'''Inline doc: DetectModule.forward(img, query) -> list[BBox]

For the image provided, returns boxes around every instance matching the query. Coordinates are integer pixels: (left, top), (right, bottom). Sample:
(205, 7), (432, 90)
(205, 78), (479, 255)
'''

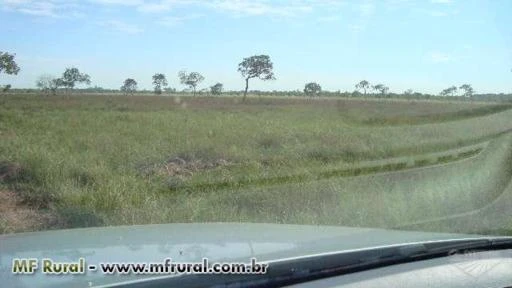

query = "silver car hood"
(0, 223), (488, 287)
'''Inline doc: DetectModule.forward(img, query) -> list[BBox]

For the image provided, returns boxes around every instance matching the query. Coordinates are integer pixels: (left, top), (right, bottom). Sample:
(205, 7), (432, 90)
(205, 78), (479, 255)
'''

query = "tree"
(210, 83), (223, 95)
(403, 89), (414, 96)
(178, 71), (204, 96)
(372, 84), (389, 97)
(51, 78), (66, 95)
(440, 86), (457, 96)
(304, 82), (321, 97)
(0, 52), (20, 75)
(355, 80), (370, 96)
(352, 90), (362, 97)
(60, 67), (91, 92)
(238, 55), (275, 102)
(163, 87), (176, 94)
(459, 84), (474, 97)
(121, 78), (137, 95)
(152, 73), (167, 95)
(2, 84), (11, 92)
(36, 74), (58, 94)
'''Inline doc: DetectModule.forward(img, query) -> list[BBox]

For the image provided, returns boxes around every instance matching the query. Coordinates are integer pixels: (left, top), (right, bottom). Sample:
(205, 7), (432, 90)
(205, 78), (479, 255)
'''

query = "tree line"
(1, 51), (508, 101)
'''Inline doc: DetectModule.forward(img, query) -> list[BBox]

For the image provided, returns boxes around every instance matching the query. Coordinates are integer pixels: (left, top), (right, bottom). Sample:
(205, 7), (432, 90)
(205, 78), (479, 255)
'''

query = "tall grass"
(1, 94), (512, 234)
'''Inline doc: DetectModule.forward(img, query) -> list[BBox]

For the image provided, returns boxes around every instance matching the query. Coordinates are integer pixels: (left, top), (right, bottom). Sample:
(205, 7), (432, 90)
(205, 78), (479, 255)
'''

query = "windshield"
(1, 1), (511, 238)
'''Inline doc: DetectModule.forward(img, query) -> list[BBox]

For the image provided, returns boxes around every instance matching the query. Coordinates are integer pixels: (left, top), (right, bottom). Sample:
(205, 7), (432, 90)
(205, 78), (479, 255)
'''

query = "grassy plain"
(1, 94), (512, 234)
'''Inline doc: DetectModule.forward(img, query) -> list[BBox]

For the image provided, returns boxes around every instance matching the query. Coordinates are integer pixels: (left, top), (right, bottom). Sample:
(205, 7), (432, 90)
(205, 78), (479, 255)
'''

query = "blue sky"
(1, 0), (511, 94)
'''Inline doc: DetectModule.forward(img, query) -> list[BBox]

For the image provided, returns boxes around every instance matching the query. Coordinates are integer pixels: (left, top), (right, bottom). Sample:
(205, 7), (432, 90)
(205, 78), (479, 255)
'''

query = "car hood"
(0, 223), (488, 287)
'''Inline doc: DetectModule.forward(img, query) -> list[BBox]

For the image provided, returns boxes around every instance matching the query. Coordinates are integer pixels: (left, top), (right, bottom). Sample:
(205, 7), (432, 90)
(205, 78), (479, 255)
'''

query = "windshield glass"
(1, 0), (511, 239)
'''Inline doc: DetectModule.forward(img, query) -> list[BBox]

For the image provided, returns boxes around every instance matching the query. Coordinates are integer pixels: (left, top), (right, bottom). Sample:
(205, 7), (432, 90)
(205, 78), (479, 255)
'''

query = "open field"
(1, 94), (512, 235)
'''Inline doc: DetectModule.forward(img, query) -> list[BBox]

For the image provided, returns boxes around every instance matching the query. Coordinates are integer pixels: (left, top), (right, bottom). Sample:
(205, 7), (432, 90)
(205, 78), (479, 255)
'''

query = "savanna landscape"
(1, 0), (512, 238)
(2, 91), (512, 235)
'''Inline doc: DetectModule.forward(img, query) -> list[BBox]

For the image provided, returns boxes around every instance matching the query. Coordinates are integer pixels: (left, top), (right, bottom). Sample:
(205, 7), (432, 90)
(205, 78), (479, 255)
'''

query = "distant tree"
(51, 78), (66, 95)
(36, 74), (57, 94)
(163, 87), (176, 94)
(355, 80), (370, 96)
(459, 84), (474, 97)
(210, 83), (223, 95)
(352, 90), (362, 97)
(304, 82), (322, 97)
(121, 78), (137, 95)
(403, 89), (414, 96)
(178, 71), (204, 96)
(2, 84), (11, 92)
(152, 73), (168, 95)
(0, 52), (20, 75)
(372, 84), (389, 97)
(440, 86), (458, 96)
(238, 55), (275, 102)
(59, 67), (91, 92)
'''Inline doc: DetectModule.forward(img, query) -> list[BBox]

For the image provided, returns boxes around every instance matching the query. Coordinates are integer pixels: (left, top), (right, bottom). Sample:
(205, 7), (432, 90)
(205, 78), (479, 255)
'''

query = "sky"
(1, 0), (511, 94)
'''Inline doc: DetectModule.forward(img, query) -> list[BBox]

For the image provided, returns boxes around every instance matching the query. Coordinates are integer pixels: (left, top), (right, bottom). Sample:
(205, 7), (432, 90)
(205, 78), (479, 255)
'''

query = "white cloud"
(349, 24), (365, 33)
(100, 20), (143, 34)
(3, 0), (347, 21)
(428, 10), (448, 17)
(428, 51), (452, 63)
(430, 0), (452, 4)
(1, 0), (84, 18)
(317, 15), (339, 22)
(359, 2), (375, 17)
(89, 0), (142, 6)
(209, 0), (312, 17)
(138, 3), (172, 13)
(158, 13), (202, 27)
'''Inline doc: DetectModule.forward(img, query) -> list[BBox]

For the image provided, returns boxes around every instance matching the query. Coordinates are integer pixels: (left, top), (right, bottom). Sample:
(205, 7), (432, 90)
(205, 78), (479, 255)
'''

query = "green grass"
(1, 93), (512, 235)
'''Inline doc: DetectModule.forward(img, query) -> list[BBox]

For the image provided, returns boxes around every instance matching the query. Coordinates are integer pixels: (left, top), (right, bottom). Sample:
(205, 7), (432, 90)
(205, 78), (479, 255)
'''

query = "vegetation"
(372, 84), (389, 97)
(459, 84), (474, 97)
(0, 51), (20, 92)
(152, 73), (168, 95)
(121, 78), (138, 95)
(238, 55), (275, 102)
(59, 68), (91, 92)
(210, 83), (223, 95)
(440, 86), (458, 97)
(0, 51), (20, 75)
(36, 74), (58, 94)
(178, 71), (204, 96)
(355, 80), (370, 96)
(1, 94), (512, 234)
(2, 48), (512, 236)
(304, 82), (321, 97)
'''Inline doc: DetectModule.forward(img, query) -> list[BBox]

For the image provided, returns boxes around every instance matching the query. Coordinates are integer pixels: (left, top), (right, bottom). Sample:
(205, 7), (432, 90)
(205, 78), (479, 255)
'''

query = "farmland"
(1, 93), (512, 235)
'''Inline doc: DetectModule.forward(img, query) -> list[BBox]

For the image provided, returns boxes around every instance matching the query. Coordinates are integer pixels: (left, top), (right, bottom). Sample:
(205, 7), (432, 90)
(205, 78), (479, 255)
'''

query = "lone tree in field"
(304, 82), (321, 97)
(178, 71), (204, 96)
(0, 52), (20, 75)
(51, 78), (66, 95)
(440, 86), (457, 96)
(238, 55), (275, 102)
(152, 73), (168, 95)
(355, 80), (370, 96)
(59, 67), (91, 92)
(372, 84), (389, 97)
(403, 89), (414, 96)
(1, 51), (20, 92)
(459, 84), (474, 97)
(210, 83), (223, 95)
(121, 78), (138, 95)
(36, 74), (58, 94)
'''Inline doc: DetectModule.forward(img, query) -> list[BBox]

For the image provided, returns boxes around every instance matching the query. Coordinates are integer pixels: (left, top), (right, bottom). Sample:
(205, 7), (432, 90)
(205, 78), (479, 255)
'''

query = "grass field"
(1, 94), (512, 235)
